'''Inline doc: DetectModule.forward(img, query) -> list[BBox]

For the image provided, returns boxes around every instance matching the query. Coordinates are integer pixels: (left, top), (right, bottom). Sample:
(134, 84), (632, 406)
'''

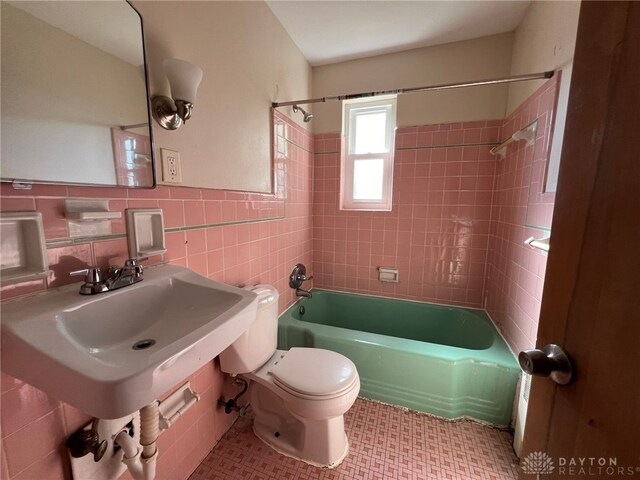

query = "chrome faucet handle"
(289, 264), (312, 289)
(124, 257), (148, 267)
(70, 267), (108, 295)
(70, 267), (103, 284)
(123, 257), (147, 275)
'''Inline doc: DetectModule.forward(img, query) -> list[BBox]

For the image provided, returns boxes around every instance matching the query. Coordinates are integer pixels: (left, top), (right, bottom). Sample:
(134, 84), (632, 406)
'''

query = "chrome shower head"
(293, 105), (313, 123)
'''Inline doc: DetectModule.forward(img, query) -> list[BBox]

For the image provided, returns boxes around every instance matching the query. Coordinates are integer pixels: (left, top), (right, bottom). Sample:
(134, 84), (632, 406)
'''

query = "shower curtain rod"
(272, 70), (554, 108)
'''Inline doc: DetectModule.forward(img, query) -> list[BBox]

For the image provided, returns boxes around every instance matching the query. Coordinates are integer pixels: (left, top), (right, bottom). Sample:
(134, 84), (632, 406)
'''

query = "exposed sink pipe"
(140, 402), (160, 480)
(116, 402), (159, 480)
(114, 430), (143, 480)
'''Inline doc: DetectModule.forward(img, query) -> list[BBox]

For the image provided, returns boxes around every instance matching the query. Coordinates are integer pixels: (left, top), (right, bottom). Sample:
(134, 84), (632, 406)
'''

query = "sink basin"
(1, 265), (258, 418)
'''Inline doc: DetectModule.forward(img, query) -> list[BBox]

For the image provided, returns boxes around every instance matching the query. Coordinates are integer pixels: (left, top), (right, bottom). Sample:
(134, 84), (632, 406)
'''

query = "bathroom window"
(340, 95), (397, 211)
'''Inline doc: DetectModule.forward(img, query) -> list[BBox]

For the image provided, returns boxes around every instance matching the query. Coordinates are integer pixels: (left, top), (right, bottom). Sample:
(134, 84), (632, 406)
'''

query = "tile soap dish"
(64, 199), (121, 238)
(0, 212), (49, 286)
(126, 208), (167, 258)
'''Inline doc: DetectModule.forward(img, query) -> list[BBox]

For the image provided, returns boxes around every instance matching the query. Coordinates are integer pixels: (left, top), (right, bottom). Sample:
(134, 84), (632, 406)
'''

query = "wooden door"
(520, 2), (640, 479)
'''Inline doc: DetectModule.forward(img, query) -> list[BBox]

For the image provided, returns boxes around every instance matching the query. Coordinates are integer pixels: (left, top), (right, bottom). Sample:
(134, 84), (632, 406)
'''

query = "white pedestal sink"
(1, 265), (258, 418)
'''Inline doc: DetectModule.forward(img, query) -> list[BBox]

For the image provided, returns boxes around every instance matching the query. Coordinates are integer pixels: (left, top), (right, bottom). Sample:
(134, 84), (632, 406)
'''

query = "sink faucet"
(70, 258), (147, 295)
(289, 263), (313, 298)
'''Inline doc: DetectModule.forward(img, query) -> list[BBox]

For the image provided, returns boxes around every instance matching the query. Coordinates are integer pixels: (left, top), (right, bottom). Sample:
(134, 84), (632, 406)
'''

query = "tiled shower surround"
(0, 78), (558, 479)
(313, 76), (558, 354)
(314, 122), (502, 308)
(0, 111), (313, 479)
(486, 75), (559, 354)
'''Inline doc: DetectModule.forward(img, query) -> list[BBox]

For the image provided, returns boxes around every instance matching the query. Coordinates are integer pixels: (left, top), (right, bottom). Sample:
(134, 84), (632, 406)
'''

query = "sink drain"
(132, 339), (156, 350)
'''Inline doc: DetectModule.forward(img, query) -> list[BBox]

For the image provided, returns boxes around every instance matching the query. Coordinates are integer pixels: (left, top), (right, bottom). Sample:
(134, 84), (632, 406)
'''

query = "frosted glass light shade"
(163, 58), (203, 103)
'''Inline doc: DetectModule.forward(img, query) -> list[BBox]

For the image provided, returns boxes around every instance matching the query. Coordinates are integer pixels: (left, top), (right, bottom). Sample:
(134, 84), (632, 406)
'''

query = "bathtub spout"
(296, 288), (312, 298)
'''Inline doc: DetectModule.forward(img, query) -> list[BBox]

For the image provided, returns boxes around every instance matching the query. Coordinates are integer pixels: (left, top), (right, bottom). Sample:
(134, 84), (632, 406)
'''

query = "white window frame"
(340, 95), (397, 211)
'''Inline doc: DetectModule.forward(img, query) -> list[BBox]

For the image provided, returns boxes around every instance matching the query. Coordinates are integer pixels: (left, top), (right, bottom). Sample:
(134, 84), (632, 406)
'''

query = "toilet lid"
(269, 348), (358, 397)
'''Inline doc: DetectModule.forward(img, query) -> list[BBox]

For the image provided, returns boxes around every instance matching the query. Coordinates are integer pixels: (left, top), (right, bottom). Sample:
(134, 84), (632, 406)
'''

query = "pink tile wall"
(313, 121), (502, 308)
(485, 76), (560, 353)
(0, 110), (313, 479)
(313, 77), (559, 352)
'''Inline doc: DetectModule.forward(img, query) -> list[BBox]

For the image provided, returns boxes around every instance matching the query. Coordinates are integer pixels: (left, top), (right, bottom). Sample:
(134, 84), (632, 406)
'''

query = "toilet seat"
(269, 348), (358, 399)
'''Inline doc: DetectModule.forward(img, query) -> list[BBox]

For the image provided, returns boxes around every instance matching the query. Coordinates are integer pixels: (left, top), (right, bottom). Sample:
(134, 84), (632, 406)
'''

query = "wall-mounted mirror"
(1, 0), (154, 188)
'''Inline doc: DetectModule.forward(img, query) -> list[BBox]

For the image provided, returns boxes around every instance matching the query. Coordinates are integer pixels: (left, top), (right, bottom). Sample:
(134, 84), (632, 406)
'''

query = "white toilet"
(219, 285), (360, 468)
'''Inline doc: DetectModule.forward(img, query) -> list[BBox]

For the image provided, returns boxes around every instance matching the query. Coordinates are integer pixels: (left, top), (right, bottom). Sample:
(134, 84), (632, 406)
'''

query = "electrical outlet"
(161, 148), (182, 183)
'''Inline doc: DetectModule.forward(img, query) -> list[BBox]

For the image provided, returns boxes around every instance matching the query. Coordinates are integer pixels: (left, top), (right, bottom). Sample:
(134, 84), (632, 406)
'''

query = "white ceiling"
(266, 1), (531, 66)
(8, 1), (144, 66)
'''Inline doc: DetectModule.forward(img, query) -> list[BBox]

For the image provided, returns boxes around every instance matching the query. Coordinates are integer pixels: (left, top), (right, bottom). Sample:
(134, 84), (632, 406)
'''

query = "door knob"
(518, 344), (573, 385)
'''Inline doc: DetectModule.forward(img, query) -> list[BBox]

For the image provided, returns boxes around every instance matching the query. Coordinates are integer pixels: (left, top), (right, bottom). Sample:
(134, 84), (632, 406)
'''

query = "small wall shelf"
(0, 212), (49, 285)
(64, 199), (121, 238)
(125, 208), (167, 258)
(491, 121), (538, 159)
(65, 211), (121, 221)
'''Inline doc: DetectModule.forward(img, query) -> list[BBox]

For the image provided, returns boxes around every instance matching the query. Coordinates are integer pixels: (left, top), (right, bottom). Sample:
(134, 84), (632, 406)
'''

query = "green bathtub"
(278, 290), (520, 426)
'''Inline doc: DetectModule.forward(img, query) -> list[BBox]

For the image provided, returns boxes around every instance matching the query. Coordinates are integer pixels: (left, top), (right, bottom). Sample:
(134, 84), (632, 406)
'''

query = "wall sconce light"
(151, 59), (203, 130)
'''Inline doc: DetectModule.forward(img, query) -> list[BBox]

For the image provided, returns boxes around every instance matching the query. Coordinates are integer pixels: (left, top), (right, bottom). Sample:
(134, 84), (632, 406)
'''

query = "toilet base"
(252, 419), (350, 469)
(248, 381), (353, 468)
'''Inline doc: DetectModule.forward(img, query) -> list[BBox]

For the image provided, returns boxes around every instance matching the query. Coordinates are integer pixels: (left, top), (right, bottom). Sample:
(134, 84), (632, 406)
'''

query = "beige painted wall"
(507, 1), (580, 193)
(311, 33), (513, 134)
(132, 1), (312, 193)
(507, 1), (580, 114)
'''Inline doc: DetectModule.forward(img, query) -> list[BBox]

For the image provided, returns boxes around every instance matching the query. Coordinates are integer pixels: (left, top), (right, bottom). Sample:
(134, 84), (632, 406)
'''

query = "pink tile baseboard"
(0, 111), (313, 480)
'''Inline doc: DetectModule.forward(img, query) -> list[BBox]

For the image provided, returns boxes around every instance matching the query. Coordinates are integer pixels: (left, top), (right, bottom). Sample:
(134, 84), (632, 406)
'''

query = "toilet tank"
(219, 285), (279, 375)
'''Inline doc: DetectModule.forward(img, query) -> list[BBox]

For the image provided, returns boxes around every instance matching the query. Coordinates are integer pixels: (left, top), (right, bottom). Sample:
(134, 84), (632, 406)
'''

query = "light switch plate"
(161, 148), (182, 183)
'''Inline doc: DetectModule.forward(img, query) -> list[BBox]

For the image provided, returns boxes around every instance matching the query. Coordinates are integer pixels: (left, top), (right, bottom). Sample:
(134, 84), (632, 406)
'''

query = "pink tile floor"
(190, 398), (519, 480)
